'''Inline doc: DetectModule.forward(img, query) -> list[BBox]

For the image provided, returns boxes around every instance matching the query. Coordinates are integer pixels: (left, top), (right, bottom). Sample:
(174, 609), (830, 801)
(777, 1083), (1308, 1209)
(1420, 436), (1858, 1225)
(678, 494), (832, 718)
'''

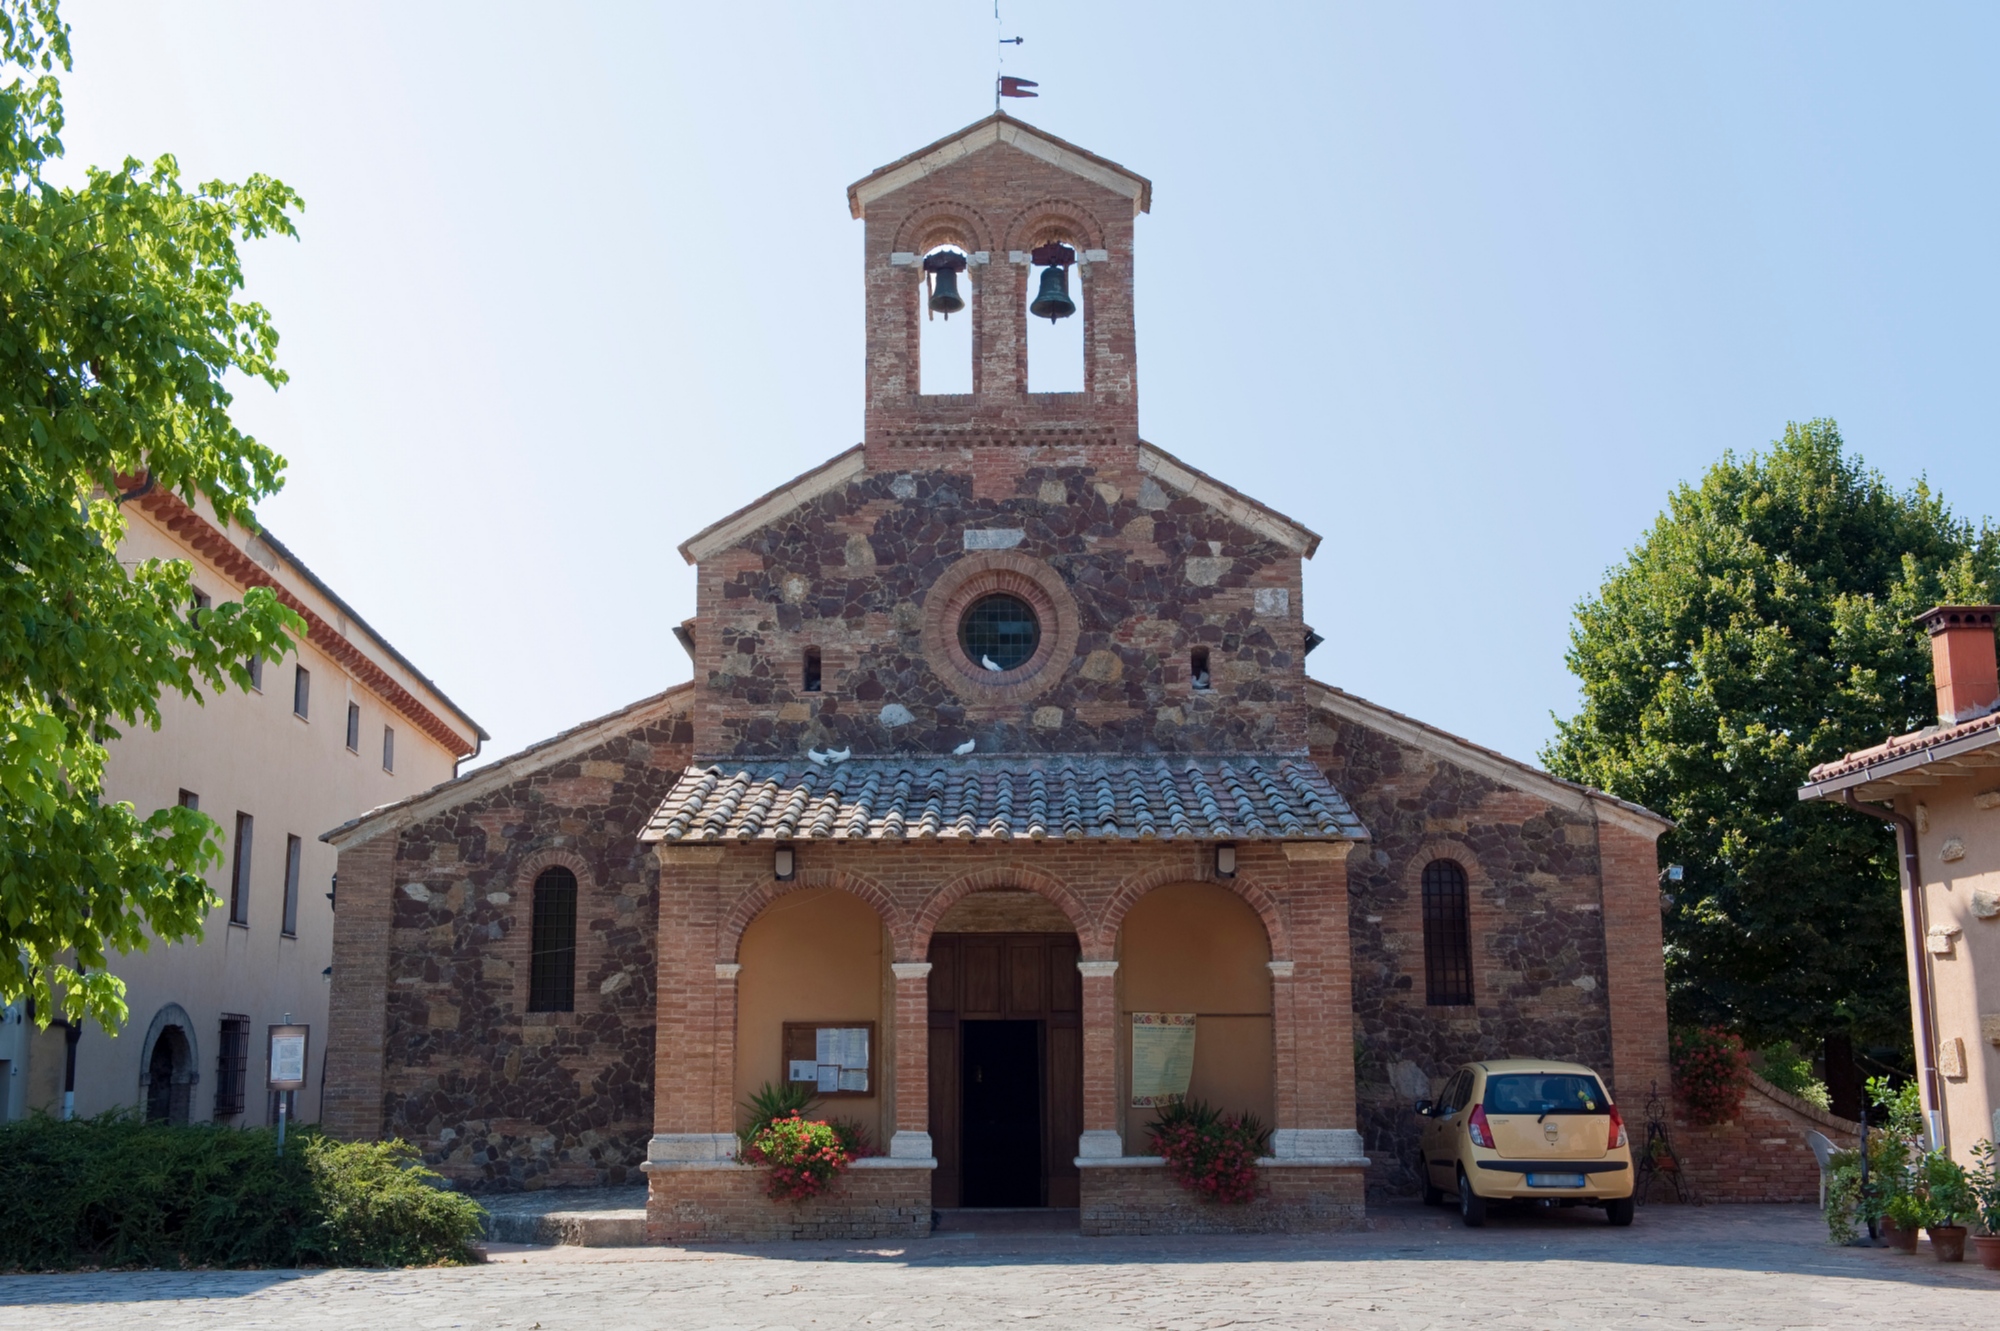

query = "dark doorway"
(145, 1026), (191, 1125)
(961, 1020), (1042, 1207)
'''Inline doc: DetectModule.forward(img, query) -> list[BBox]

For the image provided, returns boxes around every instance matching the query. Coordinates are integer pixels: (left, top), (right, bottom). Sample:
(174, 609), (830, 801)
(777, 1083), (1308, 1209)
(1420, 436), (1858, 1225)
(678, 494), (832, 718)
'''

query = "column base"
(1077, 1129), (1125, 1159)
(647, 1133), (738, 1164)
(888, 1130), (934, 1160)
(1270, 1128), (1368, 1163)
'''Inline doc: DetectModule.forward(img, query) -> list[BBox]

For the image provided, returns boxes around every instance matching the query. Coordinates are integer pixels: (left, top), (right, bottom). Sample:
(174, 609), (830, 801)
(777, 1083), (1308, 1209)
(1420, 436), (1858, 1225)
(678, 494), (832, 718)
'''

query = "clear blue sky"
(58, 1), (2000, 769)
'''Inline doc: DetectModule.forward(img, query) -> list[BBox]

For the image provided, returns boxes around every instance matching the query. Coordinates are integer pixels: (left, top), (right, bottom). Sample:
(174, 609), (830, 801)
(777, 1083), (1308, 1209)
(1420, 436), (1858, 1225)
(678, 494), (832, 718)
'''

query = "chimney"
(1916, 605), (2000, 726)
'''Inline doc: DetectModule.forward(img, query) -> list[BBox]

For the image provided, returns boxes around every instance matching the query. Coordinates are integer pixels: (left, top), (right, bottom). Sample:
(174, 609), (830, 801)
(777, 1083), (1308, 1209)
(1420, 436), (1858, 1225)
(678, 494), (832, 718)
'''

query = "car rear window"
(1483, 1073), (1608, 1115)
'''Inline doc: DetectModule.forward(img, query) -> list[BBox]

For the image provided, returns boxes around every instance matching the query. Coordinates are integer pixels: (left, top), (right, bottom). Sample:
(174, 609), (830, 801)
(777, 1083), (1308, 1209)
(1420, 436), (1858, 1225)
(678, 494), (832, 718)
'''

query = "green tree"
(1, 1), (303, 1029)
(1544, 420), (1999, 1106)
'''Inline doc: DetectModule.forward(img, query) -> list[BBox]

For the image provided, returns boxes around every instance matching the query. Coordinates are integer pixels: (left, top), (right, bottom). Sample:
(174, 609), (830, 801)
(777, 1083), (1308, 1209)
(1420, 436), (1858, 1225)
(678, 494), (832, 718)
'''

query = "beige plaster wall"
(33, 503), (468, 1126)
(734, 888), (889, 1148)
(1906, 780), (2000, 1159)
(1116, 882), (1274, 1146)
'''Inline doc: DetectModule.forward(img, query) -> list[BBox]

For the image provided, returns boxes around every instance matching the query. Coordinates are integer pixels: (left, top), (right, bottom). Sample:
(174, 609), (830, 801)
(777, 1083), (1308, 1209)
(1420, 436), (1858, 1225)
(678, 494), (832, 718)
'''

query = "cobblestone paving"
(3, 1204), (1997, 1330)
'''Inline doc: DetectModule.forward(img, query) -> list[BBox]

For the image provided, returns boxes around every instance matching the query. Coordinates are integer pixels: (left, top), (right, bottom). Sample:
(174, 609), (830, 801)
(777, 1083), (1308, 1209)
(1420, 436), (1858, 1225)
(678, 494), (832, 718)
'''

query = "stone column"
(1077, 959), (1122, 1160)
(888, 961), (934, 1159)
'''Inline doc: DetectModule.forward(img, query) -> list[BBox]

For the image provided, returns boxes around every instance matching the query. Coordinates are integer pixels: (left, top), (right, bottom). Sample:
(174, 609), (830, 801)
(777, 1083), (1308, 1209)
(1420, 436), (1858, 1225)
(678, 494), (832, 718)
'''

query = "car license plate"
(1526, 1173), (1587, 1188)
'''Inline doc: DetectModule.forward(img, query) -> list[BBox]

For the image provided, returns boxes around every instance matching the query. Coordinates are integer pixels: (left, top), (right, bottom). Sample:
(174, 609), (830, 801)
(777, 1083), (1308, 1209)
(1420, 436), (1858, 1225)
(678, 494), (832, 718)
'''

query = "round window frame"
(920, 553), (1079, 703)
(957, 592), (1043, 672)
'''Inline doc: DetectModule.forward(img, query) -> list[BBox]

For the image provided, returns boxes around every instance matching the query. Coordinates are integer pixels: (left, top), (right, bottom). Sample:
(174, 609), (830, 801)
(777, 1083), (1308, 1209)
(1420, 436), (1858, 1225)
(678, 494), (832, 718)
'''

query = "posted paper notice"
(1129, 1012), (1197, 1107)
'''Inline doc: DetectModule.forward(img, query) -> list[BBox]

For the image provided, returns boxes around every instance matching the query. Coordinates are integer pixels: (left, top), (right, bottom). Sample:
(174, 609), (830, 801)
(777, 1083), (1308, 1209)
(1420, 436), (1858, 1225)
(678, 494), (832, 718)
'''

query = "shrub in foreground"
(0, 1113), (484, 1270)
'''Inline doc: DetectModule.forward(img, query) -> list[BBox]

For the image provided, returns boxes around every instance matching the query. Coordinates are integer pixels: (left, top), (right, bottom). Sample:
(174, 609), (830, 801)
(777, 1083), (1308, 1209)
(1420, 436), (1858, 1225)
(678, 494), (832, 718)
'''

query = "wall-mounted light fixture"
(1215, 843), (1237, 879)
(774, 845), (796, 881)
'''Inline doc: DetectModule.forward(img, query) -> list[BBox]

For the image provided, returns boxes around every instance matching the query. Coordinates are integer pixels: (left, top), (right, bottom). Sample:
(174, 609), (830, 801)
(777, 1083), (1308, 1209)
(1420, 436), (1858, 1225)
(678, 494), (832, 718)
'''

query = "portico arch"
(913, 864), (1091, 960)
(721, 866), (907, 963)
(1100, 858), (1290, 959)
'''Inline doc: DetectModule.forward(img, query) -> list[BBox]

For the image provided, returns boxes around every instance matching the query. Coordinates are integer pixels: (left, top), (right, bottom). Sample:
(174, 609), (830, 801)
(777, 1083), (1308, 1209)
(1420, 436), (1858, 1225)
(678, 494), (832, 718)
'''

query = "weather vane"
(995, 1), (1037, 111)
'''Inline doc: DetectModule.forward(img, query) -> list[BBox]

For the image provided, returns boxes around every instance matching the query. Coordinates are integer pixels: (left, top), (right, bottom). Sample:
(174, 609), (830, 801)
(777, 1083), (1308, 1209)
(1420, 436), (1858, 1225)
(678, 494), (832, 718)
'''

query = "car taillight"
(1467, 1104), (1493, 1148)
(1608, 1103), (1627, 1149)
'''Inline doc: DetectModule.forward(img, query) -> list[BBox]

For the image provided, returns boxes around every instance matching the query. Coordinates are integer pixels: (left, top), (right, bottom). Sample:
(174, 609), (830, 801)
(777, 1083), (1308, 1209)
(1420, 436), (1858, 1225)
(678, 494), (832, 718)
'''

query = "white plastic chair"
(1805, 1130), (1835, 1209)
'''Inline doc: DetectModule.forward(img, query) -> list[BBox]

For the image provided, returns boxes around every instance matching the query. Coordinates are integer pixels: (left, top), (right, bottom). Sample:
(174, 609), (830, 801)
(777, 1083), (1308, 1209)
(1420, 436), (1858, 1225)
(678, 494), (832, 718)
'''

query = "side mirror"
(1414, 1099), (1434, 1118)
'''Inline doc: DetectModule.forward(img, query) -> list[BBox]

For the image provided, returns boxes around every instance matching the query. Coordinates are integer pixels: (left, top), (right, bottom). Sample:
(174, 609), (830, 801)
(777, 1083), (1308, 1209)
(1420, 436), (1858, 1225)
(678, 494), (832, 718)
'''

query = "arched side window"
(529, 866), (578, 1012)
(1421, 859), (1474, 1006)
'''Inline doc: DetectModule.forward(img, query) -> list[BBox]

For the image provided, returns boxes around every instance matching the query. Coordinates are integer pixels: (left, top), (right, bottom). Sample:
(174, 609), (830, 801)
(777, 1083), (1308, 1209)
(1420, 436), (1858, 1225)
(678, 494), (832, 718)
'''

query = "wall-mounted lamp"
(1215, 843), (1237, 879)
(774, 845), (796, 882)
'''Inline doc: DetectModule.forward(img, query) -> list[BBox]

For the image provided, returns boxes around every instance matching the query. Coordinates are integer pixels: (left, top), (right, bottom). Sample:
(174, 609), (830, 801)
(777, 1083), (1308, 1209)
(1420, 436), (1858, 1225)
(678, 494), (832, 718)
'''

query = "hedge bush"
(0, 1113), (485, 1270)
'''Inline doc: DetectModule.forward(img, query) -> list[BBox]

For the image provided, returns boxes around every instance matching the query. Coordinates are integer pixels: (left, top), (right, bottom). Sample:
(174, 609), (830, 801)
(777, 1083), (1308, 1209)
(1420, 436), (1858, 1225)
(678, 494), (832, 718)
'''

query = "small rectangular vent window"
(1190, 646), (1211, 690)
(803, 647), (822, 693)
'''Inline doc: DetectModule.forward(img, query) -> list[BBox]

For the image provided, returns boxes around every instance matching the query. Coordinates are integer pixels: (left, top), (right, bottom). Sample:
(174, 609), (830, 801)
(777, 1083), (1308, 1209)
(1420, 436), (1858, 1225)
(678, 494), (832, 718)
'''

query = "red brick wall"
(1667, 1073), (1859, 1204)
(646, 1164), (932, 1242)
(1599, 817), (1671, 1105)
(1080, 1164), (1365, 1235)
(323, 832), (395, 1141)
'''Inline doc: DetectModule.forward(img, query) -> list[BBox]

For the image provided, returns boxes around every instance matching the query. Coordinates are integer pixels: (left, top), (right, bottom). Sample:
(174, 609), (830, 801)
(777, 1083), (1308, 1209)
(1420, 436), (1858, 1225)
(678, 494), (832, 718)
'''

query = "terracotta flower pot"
(1927, 1225), (1968, 1262)
(1879, 1217), (1918, 1253)
(1973, 1234), (2000, 1271)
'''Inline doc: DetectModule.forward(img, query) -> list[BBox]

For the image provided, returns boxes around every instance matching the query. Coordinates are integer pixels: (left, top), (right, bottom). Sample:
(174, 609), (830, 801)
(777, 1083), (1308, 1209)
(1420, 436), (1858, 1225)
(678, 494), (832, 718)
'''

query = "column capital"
(714, 963), (742, 981)
(891, 961), (933, 980)
(1076, 960), (1119, 979)
(1266, 960), (1296, 978)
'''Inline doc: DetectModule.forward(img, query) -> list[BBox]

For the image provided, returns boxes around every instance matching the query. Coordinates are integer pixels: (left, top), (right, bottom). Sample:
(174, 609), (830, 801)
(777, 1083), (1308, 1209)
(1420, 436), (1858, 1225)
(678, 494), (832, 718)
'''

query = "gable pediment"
(847, 114), (1153, 220)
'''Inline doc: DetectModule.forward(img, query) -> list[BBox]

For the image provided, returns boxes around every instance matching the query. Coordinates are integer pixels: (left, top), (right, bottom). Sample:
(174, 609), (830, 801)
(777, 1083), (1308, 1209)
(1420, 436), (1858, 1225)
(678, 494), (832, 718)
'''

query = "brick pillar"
(322, 831), (395, 1140)
(1270, 843), (1364, 1160)
(889, 962), (933, 1158)
(648, 847), (735, 1165)
(1078, 959), (1122, 1158)
(1596, 810), (1670, 1105)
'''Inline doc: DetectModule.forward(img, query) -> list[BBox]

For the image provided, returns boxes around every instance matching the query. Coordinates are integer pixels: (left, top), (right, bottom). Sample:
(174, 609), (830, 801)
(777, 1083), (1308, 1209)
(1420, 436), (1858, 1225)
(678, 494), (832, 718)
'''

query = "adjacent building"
(1800, 605), (2000, 1160)
(321, 115), (1671, 1238)
(0, 484), (482, 1127)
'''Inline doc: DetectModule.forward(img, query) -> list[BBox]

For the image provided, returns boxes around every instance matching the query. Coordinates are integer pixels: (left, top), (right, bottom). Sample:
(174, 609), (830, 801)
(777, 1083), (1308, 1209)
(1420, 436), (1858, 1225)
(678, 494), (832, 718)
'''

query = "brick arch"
(515, 846), (596, 895)
(890, 200), (999, 256)
(1099, 858), (1291, 959)
(912, 865), (1093, 961)
(721, 867), (908, 964)
(1000, 197), (1107, 254)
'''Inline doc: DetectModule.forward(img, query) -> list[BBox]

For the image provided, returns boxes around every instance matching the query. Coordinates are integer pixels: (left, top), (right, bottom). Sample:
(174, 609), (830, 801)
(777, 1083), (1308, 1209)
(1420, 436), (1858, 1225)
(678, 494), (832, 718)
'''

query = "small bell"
(1029, 265), (1075, 322)
(923, 251), (968, 318)
(1028, 242), (1078, 323)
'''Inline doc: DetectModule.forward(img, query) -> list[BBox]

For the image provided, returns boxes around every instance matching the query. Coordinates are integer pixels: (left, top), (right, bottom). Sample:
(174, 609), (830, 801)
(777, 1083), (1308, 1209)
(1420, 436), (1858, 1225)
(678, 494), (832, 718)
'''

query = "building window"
(247, 653), (263, 692)
(803, 646), (822, 693)
(1421, 859), (1474, 1006)
(958, 593), (1041, 671)
(292, 665), (310, 719)
(282, 834), (302, 937)
(528, 866), (578, 1013)
(1190, 646), (1211, 690)
(177, 789), (199, 812)
(189, 588), (212, 622)
(214, 1015), (249, 1118)
(229, 812), (254, 927)
(346, 701), (360, 752)
(382, 725), (395, 774)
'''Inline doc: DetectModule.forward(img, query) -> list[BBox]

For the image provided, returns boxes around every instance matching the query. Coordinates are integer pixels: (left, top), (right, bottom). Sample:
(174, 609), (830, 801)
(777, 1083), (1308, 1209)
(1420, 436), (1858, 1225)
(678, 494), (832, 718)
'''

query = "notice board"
(782, 1021), (875, 1097)
(1129, 1012), (1197, 1107)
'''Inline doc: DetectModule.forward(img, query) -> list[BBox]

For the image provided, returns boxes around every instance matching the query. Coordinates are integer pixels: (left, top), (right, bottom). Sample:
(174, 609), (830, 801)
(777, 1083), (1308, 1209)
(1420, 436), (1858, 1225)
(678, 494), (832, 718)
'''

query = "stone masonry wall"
(1313, 707), (1621, 1201)
(377, 709), (692, 1190)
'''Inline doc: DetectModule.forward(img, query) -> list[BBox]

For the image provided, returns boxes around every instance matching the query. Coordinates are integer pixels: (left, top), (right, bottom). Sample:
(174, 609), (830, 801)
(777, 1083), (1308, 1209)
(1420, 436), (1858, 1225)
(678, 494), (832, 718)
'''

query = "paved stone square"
(3, 1204), (1997, 1330)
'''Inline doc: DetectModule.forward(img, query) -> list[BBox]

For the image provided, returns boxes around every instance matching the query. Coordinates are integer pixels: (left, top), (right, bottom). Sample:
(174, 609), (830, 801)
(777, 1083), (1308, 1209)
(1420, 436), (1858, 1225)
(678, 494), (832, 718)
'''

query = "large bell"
(924, 251), (968, 317)
(1030, 264), (1075, 322)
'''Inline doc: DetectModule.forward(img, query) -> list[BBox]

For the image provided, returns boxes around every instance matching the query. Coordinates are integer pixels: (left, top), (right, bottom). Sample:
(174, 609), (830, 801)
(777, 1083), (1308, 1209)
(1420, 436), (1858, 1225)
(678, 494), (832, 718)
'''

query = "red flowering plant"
(743, 1112), (851, 1202)
(1146, 1099), (1270, 1205)
(1670, 1026), (1750, 1126)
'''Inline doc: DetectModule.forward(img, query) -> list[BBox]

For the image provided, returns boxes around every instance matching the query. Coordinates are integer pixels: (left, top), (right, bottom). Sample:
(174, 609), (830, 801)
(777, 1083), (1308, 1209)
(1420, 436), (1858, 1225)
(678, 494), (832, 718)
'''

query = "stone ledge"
(1076, 1154), (1371, 1169)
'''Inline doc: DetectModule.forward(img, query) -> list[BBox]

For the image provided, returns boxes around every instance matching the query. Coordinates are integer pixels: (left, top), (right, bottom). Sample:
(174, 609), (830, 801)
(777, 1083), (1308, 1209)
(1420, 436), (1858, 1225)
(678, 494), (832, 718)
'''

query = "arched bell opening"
(917, 243), (973, 396)
(1025, 240), (1084, 394)
(1115, 882), (1275, 1152)
(734, 888), (890, 1153)
(924, 889), (1083, 1210)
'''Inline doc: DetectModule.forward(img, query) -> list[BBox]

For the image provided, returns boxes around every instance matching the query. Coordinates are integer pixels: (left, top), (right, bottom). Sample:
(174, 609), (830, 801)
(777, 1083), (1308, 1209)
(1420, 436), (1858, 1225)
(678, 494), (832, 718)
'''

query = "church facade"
(322, 117), (1671, 1239)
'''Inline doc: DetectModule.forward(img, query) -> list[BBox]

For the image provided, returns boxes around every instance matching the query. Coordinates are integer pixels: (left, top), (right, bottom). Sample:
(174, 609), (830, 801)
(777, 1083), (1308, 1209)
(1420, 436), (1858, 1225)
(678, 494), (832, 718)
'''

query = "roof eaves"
(322, 681), (693, 849)
(1138, 442), (1320, 557)
(847, 113), (1153, 219)
(677, 446), (867, 566)
(1797, 719), (2000, 802)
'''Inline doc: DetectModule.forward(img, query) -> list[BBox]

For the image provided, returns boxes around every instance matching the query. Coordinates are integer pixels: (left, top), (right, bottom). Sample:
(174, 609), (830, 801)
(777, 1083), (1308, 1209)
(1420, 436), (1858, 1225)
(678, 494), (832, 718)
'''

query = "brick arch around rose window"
(509, 847), (599, 1017)
(1098, 859), (1290, 960)
(720, 866), (907, 965)
(911, 864), (1092, 960)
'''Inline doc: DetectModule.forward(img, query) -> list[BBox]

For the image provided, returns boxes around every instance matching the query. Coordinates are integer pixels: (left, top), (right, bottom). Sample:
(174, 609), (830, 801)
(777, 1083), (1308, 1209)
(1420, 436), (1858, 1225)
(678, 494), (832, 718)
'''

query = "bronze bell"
(1030, 264), (1075, 322)
(924, 251), (967, 318)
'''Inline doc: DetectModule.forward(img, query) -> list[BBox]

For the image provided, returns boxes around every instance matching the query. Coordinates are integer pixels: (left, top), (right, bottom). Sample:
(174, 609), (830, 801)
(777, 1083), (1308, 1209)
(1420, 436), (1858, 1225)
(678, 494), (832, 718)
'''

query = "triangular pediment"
(847, 113), (1152, 220)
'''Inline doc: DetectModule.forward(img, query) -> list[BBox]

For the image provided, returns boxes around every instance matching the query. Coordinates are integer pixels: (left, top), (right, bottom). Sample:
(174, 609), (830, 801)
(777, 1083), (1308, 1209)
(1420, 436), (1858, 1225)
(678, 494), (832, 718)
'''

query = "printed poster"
(1129, 1012), (1197, 1107)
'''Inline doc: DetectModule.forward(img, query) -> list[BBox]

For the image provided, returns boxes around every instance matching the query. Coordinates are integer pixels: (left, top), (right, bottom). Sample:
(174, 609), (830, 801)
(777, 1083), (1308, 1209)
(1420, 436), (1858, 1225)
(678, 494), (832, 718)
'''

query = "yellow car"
(1414, 1058), (1635, 1227)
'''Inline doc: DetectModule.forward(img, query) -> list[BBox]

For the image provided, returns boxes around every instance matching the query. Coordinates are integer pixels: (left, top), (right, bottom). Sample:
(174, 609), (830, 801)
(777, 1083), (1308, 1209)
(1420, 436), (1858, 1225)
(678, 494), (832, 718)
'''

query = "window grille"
(214, 1016), (249, 1117)
(528, 866), (578, 1013)
(958, 593), (1040, 670)
(1421, 859), (1474, 1006)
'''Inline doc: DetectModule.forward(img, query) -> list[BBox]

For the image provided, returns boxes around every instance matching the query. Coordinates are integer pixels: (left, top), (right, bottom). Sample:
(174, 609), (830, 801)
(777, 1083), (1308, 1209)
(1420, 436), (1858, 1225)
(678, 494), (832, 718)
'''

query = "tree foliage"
(0, 1), (303, 1029)
(1545, 420), (1999, 1058)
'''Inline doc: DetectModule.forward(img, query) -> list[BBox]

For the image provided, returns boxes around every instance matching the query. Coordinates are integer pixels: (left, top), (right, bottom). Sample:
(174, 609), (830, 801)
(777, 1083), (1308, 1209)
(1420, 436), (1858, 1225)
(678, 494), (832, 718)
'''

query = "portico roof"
(642, 755), (1368, 845)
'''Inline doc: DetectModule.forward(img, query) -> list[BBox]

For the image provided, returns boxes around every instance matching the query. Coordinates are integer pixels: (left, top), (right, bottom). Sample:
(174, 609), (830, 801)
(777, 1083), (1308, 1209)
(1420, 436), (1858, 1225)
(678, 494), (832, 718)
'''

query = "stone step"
(485, 1207), (650, 1247)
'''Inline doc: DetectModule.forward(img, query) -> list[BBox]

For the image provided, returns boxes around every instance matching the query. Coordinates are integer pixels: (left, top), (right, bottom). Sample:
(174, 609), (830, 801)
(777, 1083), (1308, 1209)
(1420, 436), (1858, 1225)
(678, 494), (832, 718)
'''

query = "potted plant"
(1147, 1099), (1270, 1205)
(1970, 1139), (2000, 1271)
(1915, 1148), (1973, 1262)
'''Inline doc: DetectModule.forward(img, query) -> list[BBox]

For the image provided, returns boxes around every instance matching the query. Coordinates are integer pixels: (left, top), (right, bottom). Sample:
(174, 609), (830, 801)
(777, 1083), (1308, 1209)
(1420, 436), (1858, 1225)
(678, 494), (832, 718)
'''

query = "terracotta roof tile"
(641, 755), (1368, 845)
(1805, 707), (2000, 784)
